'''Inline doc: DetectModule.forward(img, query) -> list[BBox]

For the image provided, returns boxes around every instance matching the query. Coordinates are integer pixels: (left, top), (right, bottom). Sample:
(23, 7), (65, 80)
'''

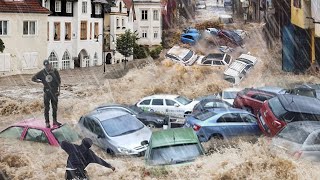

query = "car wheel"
(149, 109), (154, 112)
(242, 106), (253, 114)
(106, 148), (115, 156)
(146, 122), (156, 129)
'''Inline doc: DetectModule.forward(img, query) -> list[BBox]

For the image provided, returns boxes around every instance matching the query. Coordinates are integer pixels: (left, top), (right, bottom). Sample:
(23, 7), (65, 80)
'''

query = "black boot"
(53, 120), (62, 126)
(46, 122), (50, 128)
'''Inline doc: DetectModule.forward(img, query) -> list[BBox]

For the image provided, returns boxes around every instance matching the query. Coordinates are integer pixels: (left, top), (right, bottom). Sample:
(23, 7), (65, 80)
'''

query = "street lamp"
(96, 33), (115, 73)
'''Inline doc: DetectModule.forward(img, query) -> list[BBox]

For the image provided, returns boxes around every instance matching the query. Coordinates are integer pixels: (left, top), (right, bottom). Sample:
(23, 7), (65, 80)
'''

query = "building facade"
(0, 0), (50, 76)
(133, 0), (162, 46)
(43, 0), (105, 69)
(103, 0), (135, 64)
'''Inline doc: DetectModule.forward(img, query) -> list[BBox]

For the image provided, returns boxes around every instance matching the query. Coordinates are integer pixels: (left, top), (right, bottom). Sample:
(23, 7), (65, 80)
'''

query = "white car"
(223, 53), (258, 84)
(166, 45), (204, 66)
(197, 53), (232, 66)
(217, 88), (241, 105)
(136, 94), (199, 118)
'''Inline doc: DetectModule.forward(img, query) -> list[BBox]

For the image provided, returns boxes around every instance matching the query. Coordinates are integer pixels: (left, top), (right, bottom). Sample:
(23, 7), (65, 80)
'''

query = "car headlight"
(117, 147), (134, 154)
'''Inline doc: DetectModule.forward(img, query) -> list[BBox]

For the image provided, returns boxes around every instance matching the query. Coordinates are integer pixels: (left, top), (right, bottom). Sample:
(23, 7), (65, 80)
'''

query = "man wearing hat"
(32, 59), (62, 128)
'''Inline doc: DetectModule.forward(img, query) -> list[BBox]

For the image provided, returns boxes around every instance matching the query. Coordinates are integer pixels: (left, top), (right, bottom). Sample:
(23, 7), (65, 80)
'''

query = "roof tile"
(0, 0), (51, 14)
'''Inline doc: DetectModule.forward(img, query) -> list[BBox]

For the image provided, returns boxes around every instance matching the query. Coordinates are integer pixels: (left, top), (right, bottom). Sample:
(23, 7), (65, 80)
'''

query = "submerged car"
(94, 104), (169, 128)
(181, 33), (201, 45)
(165, 45), (203, 65)
(78, 109), (152, 156)
(223, 54), (258, 84)
(271, 121), (320, 162)
(197, 53), (232, 66)
(184, 108), (261, 142)
(136, 94), (199, 118)
(0, 118), (79, 146)
(145, 128), (205, 166)
(192, 98), (232, 114)
(218, 30), (243, 46)
(257, 94), (320, 137)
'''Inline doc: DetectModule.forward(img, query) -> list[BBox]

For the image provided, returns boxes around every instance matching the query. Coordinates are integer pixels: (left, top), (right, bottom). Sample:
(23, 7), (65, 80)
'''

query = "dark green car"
(145, 128), (205, 166)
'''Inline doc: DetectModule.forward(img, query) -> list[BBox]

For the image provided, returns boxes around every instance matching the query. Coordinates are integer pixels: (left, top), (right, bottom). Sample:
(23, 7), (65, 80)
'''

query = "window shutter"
(4, 54), (10, 71)
(22, 52), (31, 69)
(30, 52), (38, 69)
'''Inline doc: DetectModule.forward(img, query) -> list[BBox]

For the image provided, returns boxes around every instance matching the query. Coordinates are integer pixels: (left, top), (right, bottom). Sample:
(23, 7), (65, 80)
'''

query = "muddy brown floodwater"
(1, 17), (320, 180)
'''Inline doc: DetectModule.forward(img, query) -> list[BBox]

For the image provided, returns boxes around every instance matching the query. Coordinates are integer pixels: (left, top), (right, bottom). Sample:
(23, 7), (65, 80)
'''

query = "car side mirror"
(141, 140), (149, 146)
(174, 103), (180, 107)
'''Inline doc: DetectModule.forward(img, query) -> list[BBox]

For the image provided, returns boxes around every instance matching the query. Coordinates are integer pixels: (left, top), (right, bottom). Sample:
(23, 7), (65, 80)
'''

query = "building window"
(153, 10), (159, 20)
(65, 22), (71, 40)
(54, 22), (60, 41)
(141, 10), (148, 20)
(119, 2), (122, 12)
(45, 0), (50, 9)
(66, 2), (72, 13)
(48, 51), (59, 69)
(293, 0), (301, 8)
(94, 22), (99, 38)
(23, 21), (36, 35)
(55, 1), (61, 12)
(80, 21), (87, 40)
(116, 18), (120, 29)
(142, 30), (147, 38)
(62, 51), (71, 69)
(122, 19), (125, 29)
(95, 4), (101, 14)
(85, 56), (90, 67)
(0, 21), (8, 35)
(47, 22), (49, 41)
(154, 31), (158, 39)
(94, 52), (98, 66)
(82, 1), (87, 13)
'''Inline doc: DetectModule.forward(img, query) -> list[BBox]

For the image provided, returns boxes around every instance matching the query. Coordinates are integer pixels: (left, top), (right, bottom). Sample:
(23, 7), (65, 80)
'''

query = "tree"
(116, 30), (137, 62)
(0, 38), (5, 53)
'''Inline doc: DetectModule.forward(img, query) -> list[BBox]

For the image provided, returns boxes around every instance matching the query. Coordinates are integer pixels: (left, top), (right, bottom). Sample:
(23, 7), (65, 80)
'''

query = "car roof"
(95, 104), (128, 110)
(12, 118), (60, 130)
(167, 46), (191, 59)
(224, 60), (247, 76)
(141, 94), (180, 100)
(256, 86), (285, 94)
(204, 53), (225, 60)
(208, 107), (250, 114)
(150, 128), (198, 148)
(277, 94), (320, 114)
(237, 54), (258, 64)
(89, 109), (130, 121)
(283, 121), (320, 134)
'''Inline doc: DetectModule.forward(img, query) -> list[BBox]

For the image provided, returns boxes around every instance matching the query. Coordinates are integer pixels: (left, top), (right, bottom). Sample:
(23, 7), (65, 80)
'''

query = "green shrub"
(150, 45), (163, 59)
(0, 38), (5, 53)
(133, 44), (148, 59)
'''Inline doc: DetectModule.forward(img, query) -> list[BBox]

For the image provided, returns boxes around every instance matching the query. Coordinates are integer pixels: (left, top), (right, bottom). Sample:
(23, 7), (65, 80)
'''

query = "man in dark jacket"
(32, 59), (61, 128)
(61, 138), (116, 180)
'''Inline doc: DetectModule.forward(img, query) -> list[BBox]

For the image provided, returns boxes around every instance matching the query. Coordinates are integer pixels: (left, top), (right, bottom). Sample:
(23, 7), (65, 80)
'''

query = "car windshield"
(52, 124), (79, 144)
(268, 97), (287, 119)
(182, 50), (194, 62)
(175, 96), (192, 105)
(278, 125), (310, 144)
(101, 114), (144, 137)
(128, 105), (144, 114)
(237, 58), (252, 65)
(149, 143), (202, 165)
(224, 54), (231, 64)
(223, 91), (238, 99)
(194, 111), (217, 121)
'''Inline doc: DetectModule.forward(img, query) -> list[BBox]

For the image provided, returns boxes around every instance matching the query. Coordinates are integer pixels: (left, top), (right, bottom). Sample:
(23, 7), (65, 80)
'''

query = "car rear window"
(194, 111), (217, 121)
(52, 124), (79, 144)
(224, 76), (236, 84)
(224, 54), (231, 64)
(182, 50), (194, 62)
(268, 97), (287, 119)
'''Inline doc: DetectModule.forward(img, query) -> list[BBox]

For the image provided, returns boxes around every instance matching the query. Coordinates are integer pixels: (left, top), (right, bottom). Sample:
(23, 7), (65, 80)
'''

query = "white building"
(103, 0), (135, 64)
(43, 0), (105, 69)
(133, 0), (162, 46)
(0, 0), (50, 76)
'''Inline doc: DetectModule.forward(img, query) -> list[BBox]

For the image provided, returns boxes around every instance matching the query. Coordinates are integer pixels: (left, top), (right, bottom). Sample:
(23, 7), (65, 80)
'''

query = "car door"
(23, 128), (50, 145)
(80, 117), (108, 149)
(202, 59), (212, 66)
(150, 99), (166, 115)
(239, 113), (261, 136)
(216, 113), (243, 137)
(165, 99), (181, 117)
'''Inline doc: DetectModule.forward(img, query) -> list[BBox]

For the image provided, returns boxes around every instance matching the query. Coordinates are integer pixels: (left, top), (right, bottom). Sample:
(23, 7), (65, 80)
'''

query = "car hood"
(110, 127), (152, 150)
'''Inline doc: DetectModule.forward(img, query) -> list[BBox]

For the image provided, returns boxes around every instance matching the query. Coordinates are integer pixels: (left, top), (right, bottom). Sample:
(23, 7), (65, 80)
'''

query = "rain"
(1, 0), (320, 179)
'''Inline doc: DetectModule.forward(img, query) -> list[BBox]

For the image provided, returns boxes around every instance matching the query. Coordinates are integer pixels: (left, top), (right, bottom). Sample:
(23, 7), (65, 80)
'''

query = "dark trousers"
(65, 169), (88, 180)
(44, 91), (58, 123)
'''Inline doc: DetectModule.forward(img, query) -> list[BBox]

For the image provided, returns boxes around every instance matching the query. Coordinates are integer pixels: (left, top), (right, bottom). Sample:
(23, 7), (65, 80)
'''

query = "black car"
(218, 30), (243, 46)
(192, 98), (232, 114)
(294, 84), (319, 98)
(94, 104), (169, 128)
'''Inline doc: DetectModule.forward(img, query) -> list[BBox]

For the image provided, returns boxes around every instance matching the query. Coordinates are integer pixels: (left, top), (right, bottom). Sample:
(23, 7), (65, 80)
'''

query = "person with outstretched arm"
(31, 59), (61, 128)
(61, 138), (116, 180)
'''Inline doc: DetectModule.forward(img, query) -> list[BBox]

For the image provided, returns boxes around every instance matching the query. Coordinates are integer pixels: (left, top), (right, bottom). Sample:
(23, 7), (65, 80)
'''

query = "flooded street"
(1, 1), (320, 180)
